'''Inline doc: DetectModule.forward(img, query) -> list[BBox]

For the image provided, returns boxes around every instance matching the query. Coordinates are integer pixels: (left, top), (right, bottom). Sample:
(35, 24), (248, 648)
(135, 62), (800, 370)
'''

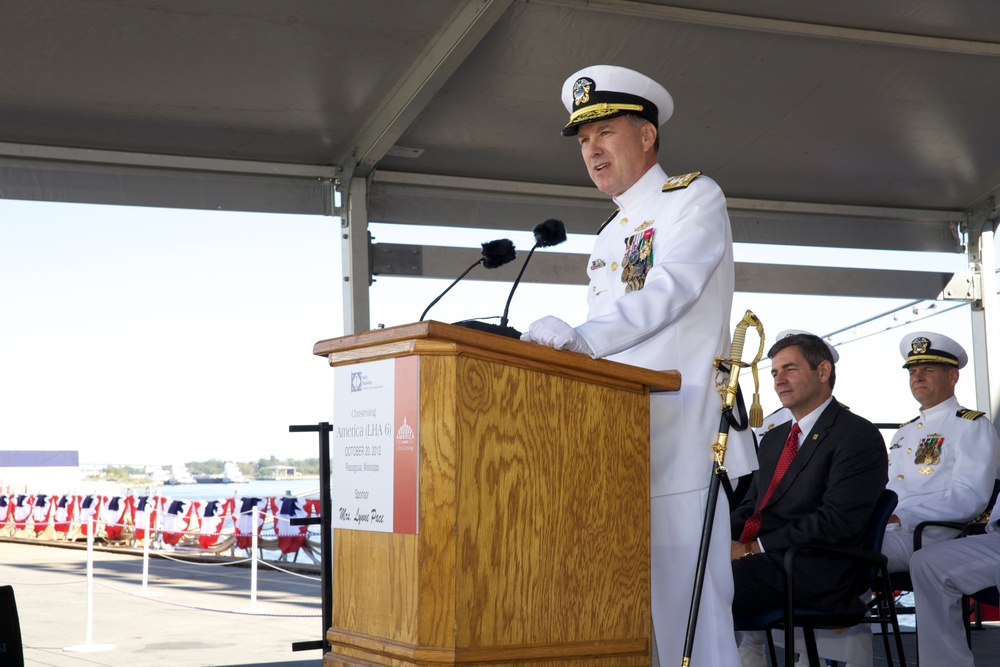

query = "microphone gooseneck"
(419, 239), (516, 322)
(499, 219), (566, 328)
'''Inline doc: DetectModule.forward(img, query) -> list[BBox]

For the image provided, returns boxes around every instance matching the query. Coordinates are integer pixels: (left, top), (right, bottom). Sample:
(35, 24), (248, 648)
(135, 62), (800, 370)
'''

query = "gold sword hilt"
(711, 310), (765, 470)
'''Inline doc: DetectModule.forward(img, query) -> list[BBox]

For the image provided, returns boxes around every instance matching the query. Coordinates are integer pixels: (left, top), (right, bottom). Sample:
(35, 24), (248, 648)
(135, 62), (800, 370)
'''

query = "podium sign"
(314, 322), (680, 667)
(332, 356), (419, 534)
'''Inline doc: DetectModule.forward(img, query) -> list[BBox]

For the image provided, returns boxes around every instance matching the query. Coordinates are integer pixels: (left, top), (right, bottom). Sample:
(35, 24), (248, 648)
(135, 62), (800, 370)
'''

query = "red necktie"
(740, 421), (801, 544)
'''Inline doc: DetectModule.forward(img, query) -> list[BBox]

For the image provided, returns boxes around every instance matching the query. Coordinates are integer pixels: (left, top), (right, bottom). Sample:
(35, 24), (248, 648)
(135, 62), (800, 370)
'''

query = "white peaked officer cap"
(561, 65), (674, 136)
(900, 331), (968, 369)
(775, 329), (840, 363)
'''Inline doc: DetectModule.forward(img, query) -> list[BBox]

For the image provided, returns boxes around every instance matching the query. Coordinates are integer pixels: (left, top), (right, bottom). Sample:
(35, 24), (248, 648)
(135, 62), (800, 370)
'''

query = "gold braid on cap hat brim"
(567, 102), (645, 127)
(905, 354), (960, 367)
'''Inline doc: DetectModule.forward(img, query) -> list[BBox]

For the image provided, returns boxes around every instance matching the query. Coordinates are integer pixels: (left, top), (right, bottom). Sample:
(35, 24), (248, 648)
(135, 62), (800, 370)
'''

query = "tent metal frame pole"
(967, 197), (1000, 431)
(342, 176), (372, 334)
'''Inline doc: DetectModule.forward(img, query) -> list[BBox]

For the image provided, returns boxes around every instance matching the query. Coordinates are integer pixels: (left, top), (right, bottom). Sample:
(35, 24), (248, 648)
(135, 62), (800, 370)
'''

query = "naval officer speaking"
(521, 65), (755, 666)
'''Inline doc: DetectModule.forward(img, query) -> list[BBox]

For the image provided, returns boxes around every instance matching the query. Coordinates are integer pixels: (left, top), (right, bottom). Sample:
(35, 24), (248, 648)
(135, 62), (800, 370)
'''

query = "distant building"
(258, 465), (301, 480)
(0, 450), (81, 492)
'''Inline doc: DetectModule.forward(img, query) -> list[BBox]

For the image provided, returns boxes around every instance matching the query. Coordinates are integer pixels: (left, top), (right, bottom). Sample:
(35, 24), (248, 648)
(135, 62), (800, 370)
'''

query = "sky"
(1, 200), (342, 467)
(0, 196), (986, 468)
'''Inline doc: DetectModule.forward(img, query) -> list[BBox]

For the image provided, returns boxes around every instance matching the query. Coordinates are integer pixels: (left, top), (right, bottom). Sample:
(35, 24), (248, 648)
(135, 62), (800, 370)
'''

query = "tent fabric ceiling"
(2, 0), (999, 259)
(378, 0), (1000, 214)
(0, 0), (466, 166)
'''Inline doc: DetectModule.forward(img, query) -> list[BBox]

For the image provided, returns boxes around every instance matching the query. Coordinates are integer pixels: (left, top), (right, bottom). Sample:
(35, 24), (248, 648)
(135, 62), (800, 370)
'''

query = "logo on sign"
(351, 372), (363, 392)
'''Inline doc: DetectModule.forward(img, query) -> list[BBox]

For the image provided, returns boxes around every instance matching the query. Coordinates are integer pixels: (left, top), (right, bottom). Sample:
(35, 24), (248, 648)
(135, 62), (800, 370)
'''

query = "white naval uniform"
(574, 163), (755, 667)
(911, 503), (1000, 666)
(800, 397), (1000, 667)
(884, 395), (1000, 572)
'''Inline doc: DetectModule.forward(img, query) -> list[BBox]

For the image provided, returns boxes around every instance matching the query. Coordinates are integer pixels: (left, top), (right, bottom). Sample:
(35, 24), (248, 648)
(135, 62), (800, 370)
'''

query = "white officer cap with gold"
(775, 329), (839, 363)
(900, 331), (968, 369)
(561, 65), (674, 137)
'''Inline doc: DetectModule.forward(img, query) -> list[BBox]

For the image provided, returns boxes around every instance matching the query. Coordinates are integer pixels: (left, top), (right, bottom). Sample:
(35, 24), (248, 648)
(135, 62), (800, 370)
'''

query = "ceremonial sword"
(681, 309), (765, 667)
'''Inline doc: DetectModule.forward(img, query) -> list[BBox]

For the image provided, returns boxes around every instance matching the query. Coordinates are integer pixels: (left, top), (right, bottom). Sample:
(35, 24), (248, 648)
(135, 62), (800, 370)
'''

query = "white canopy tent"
(1, 0), (998, 420)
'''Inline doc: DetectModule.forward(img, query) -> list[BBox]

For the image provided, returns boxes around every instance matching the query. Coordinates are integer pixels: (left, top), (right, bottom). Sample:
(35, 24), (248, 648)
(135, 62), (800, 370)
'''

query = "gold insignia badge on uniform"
(572, 77), (593, 108)
(621, 228), (654, 293)
(957, 409), (985, 420)
(889, 439), (901, 450)
(914, 434), (943, 466)
(661, 171), (702, 192)
(911, 337), (930, 355)
(634, 219), (654, 232)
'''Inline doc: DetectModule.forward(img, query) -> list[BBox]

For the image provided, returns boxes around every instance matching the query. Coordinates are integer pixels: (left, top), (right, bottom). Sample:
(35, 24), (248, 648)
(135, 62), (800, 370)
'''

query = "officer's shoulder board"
(758, 408), (787, 432)
(957, 409), (986, 421)
(596, 207), (621, 234)
(903, 415), (919, 426)
(661, 171), (703, 192)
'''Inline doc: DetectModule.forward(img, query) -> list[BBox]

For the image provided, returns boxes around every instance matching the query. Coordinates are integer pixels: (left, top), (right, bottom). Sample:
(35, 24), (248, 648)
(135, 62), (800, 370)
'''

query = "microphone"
(454, 219), (567, 339)
(499, 219), (567, 329)
(419, 239), (516, 322)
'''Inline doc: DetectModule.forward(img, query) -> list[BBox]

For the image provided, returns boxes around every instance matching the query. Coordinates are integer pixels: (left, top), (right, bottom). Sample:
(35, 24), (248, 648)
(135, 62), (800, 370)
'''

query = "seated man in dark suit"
(731, 332), (888, 667)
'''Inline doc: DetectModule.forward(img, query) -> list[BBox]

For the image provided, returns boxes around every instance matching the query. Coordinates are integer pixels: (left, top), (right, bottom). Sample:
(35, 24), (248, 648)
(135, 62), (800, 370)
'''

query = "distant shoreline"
(86, 474), (323, 487)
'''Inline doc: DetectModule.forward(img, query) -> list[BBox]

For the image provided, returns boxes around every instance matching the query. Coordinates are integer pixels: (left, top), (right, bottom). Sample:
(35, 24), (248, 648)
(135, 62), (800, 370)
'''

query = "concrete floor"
(0, 538), (323, 667)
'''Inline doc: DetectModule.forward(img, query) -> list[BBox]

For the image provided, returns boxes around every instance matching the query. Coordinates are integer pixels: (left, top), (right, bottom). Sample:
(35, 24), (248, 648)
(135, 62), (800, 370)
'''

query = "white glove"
(520, 315), (593, 355)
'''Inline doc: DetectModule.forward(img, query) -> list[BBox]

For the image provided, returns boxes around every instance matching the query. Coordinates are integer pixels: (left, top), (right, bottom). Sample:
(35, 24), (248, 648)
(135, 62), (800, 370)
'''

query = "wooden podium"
(312, 321), (680, 667)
